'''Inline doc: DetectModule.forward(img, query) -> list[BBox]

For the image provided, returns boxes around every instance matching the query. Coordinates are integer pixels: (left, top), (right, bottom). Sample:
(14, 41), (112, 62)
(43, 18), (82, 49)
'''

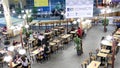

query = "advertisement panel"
(112, 0), (120, 2)
(65, 0), (93, 18)
(34, 0), (48, 7)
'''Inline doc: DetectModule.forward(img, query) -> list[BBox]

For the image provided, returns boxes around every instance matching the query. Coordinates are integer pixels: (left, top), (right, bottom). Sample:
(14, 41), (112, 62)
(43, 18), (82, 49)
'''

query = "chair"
(89, 51), (97, 62)
(0, 57), (3, 68)
(81, 58), (89, 68)
(36, 53), (44, 63)
(46, 47), (51, 59)
(107, 54), (112, 66)
(101, 45), (106, 49)
(96, 48), (99, 54)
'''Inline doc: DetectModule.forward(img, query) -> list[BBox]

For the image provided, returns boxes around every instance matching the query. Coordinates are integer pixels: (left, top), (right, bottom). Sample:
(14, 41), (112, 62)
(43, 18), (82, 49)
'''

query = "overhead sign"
(34, 0), (48, 7)
(112, 0), (120, 2)
(65, 0), (93, 18)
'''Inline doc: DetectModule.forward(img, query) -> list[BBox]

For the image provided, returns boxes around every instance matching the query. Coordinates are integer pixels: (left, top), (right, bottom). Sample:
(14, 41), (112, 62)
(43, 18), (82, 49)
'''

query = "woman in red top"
(77, 27), (83, 38)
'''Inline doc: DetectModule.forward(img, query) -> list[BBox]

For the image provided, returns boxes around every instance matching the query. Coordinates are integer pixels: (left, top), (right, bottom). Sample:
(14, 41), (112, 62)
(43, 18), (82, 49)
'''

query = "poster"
(34, 0), (48, 7)
(65, 0), (94, 18)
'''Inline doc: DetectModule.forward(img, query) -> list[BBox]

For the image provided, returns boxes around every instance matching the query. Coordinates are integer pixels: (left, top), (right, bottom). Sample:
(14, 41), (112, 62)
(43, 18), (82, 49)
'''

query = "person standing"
(77, 27), (83, 38)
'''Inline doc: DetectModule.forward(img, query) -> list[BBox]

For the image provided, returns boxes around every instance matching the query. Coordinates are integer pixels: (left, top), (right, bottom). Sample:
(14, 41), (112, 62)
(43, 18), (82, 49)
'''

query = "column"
(2, 0), (12, 29)
(19, 0), (23, 9)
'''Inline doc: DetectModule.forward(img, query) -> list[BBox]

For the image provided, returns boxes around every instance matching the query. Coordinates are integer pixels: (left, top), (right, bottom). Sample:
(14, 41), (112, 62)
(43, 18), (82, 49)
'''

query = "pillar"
(96, 0), (98, 7)
(2, 0), (12, 29)
(19, 0), (23, 9)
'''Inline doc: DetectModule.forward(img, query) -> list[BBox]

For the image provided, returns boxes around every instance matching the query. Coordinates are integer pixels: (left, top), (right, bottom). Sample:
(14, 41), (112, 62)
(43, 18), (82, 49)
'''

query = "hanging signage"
(65, 0), (93, 18)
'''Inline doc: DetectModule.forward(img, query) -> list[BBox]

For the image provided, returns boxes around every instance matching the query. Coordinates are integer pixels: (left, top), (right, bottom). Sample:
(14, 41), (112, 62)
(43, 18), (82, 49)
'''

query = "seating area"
(1, 0), (120, 68)
(81, 27), (120, 68)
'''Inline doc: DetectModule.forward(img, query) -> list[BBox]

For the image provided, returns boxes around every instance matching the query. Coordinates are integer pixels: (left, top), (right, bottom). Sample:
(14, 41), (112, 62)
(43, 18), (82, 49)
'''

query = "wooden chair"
(89, 51), (97, 62)
(0, 58), (3, 68)
(81, 58), (89, 68)
(101, 45), (107, 49)
(107, 54), (113, 66)
(36, 53), (44, 63)
(46, 47), (51, 60)
(96, 48), (99, 54)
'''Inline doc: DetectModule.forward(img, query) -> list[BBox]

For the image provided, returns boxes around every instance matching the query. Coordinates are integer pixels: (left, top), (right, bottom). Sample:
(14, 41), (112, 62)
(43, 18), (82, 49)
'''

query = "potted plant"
(74, 36), (82, 56)
(102, 18), (109, 32)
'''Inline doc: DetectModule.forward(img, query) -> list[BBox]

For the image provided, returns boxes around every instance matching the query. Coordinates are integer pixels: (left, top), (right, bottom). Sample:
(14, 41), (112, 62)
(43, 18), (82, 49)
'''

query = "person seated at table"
(23, 36), (28, 46)
(71, 26), (75, 31)
(33, 31), (38, 37)
(0, 38), (3, 46)
(21, 55), (30, 68)
(12, 40), (18, 46)
(13, 54), (21, 63)
(37, 33), (45, 46)
(2, 26), (7, 32)
(45, 29), (50, 33)
(29, 33), (34, 39)
(43, 45), (49, 60)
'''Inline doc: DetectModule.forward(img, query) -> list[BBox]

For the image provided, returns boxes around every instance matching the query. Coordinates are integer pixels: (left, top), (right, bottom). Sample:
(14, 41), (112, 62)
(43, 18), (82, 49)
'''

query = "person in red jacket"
(77, 27), (83, 38)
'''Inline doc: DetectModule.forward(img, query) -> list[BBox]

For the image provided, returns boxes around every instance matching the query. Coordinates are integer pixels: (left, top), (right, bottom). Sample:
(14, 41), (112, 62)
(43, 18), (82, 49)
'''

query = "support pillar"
(2, 0), (12, 29)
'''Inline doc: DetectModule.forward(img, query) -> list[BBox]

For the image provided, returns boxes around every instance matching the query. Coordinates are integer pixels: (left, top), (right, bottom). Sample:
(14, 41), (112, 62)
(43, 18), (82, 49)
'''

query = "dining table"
(97, 52), (108, 58)
(100, 49), (110, 53)
(87, 61), (101, 68)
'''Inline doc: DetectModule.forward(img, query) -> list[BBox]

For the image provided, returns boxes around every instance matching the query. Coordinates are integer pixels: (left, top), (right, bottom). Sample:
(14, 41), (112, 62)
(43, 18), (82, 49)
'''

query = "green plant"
(27, 17), (33, 23)
(102, 18), (109, 26)
(22, 27), (27, 34)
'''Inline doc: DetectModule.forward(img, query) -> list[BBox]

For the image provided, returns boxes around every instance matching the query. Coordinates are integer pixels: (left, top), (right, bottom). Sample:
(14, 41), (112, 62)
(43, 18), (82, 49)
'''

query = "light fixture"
(25, 9), (29, 14)
(77, 19), (81, 22)
(85, 20), (92, 23)
(80, 18), (84, 21)
(18, 15), (22, 19)
(10, 26), (15, 30)
(25, 25), (29, 28)
(68, 22), (71, 25)
(19, 24), (23, 27)
(21, 10), (24, 13)
(18, 49), (26, 55)
(28, 14), (31, 18)
(106, 0), (111, 4)
(29, 9), (32, 13)
(12, 10), (15, 13)
(23, 14), (27, 19)
(73, 21), (77, 24)
(100, 9), (105, 14)
(106, 9), (111, 13)
(17, 27), (21, 31)
(0, 11), (2, 14)
(4, 55), (12, 62)
(38, 9), (41, 11)
(8, 46), (14, 51)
